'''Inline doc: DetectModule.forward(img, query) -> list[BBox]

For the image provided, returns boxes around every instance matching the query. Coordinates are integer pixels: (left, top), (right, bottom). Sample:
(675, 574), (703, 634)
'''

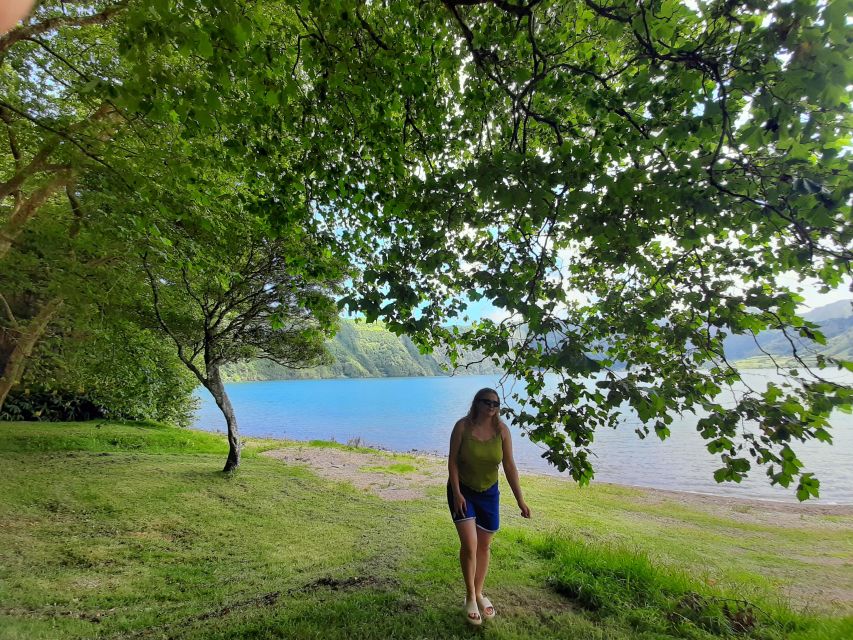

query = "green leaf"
(197, 32), (214, 58)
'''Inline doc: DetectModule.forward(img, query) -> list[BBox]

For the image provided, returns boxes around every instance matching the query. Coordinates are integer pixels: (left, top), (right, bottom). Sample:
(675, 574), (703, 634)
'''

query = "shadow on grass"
(159, 588), (489, 640)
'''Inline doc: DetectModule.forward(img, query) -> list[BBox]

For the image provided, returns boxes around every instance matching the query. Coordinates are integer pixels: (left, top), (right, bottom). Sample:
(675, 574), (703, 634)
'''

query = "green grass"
(1, 420), (851, 639)
(304, 438), (420, 464)
(528, 534), (852, 639)
(360, 463), (418, 475)
(0, 420), (229, 454)
(305, 438), (380, 455)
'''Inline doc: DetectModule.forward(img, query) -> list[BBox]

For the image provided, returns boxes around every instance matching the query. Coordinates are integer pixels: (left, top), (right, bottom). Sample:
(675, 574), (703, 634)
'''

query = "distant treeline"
(222, 320), (503, 381)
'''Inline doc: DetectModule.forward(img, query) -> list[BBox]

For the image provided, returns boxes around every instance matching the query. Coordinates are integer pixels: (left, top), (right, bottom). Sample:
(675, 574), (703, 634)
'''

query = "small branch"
(445, 0), (542, 18)
(66, 183), (83, 239)
(0, 108), (21, 168)
(180, 262), (209, 315)
(22, 36), (91, 82)
(583, 0), (631, 24)
(0, 292), (18, 327)
(0, 169), (75, 259)
(0, 144), (53, 201)
(141, 252), (207, 384)
(355, 6), (389, 50)
(0, 100), (121, 178)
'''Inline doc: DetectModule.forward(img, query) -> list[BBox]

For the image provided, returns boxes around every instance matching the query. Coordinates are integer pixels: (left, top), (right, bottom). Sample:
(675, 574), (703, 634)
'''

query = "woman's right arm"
(448, 420), (465, 514)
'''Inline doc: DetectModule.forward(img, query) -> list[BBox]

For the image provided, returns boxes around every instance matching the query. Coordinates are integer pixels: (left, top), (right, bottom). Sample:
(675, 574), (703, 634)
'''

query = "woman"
(447, 387), (531, 625)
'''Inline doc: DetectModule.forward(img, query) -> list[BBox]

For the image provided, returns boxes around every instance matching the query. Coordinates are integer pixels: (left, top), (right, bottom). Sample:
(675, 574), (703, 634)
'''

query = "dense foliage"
(1, 1), (850, 496)
(283, 0), (853, 499)
(0, 0), (167, 409)
(2, 318), (198, 425)
(0, 110), (198, 425)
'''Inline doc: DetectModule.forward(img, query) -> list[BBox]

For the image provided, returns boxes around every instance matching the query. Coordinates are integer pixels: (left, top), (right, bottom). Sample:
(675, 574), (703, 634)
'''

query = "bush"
(0, 389), (106, 421)
(9, 320), (198, 426)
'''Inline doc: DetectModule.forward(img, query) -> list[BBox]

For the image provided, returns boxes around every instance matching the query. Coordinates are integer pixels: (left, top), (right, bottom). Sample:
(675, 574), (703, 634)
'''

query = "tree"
(324, 0), (852, 500)
(142, 220), (344, 471)
(5, 0), (850, 498)
(0, 1), (130, 407)
(0, 124), (199, 424)
(205, 0), (847, 499)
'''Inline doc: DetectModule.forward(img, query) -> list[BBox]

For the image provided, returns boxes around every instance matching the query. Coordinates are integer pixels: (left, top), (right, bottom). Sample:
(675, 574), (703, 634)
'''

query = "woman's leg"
(474, 527), (495, 607)
(455, 519), (479, 615)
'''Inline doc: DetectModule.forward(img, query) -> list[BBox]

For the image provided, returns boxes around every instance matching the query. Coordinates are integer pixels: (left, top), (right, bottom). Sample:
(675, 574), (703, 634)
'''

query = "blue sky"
(342, 279), (850, 326)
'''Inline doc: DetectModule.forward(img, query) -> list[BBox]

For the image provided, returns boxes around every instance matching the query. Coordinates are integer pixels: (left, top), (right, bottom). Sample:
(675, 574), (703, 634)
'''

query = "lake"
(193, 370), (853, 504)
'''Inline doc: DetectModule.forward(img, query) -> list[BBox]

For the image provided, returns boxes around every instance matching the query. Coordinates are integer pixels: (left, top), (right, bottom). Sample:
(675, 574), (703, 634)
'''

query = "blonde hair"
(465, 387), (500, 431)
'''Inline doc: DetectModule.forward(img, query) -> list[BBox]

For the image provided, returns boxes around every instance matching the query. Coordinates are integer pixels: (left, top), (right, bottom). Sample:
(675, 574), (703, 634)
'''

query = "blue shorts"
(447, 482), (500, 533)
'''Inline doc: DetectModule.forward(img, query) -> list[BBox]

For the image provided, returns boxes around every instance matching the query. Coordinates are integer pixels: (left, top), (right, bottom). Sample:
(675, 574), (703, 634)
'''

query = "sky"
(343, 275), (851, 325)
(452, 274), (852, 324)
(777, 274), (853, 312)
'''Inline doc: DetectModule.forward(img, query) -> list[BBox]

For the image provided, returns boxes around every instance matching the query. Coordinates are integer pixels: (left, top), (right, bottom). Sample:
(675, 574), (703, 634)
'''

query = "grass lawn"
(0, 421), (851, 639)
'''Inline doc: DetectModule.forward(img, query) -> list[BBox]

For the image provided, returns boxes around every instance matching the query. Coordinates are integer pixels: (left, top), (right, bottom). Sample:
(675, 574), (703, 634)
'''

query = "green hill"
(224, 300), (853, 381)
(730, 300), (853, 368)
(223, 320), (502, 382)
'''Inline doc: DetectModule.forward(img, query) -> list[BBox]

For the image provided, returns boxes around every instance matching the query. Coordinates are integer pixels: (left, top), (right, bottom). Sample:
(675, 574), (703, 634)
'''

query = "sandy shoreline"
(592, 481), (853, 516)
(254, 436), (853, 517)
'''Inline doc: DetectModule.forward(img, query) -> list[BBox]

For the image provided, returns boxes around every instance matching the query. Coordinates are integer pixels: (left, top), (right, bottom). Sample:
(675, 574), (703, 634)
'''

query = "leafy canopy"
(3, 0), (850, 498)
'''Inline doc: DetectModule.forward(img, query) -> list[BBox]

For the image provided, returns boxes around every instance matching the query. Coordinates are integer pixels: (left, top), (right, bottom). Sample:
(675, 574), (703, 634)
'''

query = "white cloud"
(486, 307), (513, 323)
(776, 272), (852, 312)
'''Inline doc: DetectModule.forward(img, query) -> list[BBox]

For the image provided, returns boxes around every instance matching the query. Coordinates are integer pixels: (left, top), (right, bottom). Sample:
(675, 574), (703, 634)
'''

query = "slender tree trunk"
(0, 297), (62, 410)
(0, 170), (75, 259)
(206, 364), (240, 471)
(0, 103), (120, 260)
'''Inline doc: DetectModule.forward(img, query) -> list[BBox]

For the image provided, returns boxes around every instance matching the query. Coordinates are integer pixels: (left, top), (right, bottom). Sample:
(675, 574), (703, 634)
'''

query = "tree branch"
(0, 292), (18, 327)
(355, 6), (389, 50)
(0, 169), (75, 259)
(0, 2), (127, 55)
(0, 100), (121, 178)
(444, 0), (543, 18)
(141, 252), (207, 384)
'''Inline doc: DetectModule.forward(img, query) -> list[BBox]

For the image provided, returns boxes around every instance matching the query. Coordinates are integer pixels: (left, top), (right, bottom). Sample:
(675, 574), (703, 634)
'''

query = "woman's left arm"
(501, 423), (531, 518)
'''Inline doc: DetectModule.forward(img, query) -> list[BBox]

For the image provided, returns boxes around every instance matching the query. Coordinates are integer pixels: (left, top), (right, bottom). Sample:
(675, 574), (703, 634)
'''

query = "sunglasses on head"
(478, 399), (500, 409)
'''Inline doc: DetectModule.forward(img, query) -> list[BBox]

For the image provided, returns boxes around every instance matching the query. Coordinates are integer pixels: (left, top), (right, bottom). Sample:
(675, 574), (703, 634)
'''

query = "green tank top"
(457, 423), (503, 492)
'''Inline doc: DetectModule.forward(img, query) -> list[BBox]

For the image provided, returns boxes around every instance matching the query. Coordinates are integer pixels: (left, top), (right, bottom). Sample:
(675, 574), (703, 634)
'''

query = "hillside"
(223, 301), (853, 381)
(223, 320), (502, 382)
(727, 299), (853, 366)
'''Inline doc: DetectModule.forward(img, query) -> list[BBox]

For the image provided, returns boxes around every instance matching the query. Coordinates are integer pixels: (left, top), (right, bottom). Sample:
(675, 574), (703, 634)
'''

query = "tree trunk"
(0, 297), (62, 410)
(0, 170), (75, 259)
(0, 3), (127, 55)
(206, 364), (240, 472)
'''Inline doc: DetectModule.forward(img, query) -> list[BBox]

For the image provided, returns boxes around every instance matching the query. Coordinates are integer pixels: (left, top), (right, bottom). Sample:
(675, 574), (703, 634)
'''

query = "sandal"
(465, 598), (482, 626)
(477, 594), (496, 620)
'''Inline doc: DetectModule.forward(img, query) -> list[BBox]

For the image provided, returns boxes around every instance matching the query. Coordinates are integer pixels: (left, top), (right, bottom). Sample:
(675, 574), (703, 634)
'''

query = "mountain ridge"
(223, 300), (853, 381)
(222, 320), (502, 382)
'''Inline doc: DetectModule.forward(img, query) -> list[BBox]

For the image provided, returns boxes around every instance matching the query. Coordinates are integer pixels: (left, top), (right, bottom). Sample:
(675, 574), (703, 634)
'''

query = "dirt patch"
(197, 591), (281, 621)
(262, 446), (445, 500)
(611, 483), (853, 528)
(298, 575), (394, 592)
(263, 444), (853, 526)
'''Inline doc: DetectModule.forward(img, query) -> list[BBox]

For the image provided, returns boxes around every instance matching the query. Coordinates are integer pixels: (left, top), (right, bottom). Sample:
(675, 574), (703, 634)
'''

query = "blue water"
(193, 371), (853, 504)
